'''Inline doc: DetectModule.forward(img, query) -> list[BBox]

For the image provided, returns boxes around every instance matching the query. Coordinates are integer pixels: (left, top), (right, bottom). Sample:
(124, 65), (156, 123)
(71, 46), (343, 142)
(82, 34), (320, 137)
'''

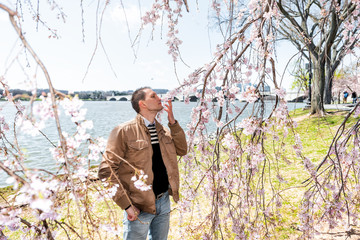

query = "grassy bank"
(273, 109), (359, 239)
(173, 109), (359, 239)
(1, 109), (358, 239)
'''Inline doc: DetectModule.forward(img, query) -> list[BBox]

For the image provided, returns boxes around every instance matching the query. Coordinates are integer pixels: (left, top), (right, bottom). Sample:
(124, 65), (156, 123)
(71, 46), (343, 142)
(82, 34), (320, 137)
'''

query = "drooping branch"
(0, 3), (86, 238)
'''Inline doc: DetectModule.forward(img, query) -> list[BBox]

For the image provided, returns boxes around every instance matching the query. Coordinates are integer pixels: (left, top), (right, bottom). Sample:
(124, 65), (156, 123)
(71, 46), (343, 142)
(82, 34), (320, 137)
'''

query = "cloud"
(110, 4), (141, 27)
(139, 59), (168, 78)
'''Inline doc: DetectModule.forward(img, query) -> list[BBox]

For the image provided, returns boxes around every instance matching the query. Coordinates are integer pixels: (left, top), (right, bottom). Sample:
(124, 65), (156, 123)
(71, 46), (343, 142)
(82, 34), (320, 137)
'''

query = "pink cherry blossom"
(241, 86), (259, 103)
(237, 117), (261, 135)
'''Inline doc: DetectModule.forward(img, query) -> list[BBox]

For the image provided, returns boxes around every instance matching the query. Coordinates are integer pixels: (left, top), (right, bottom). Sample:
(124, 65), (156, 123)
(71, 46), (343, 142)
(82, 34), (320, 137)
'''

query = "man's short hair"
(131, 87), (151, 113)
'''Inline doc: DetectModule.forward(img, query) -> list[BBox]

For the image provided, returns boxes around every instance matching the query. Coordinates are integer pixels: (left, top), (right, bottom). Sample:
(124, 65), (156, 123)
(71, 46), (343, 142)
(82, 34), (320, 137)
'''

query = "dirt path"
(291, 113), (312, 122)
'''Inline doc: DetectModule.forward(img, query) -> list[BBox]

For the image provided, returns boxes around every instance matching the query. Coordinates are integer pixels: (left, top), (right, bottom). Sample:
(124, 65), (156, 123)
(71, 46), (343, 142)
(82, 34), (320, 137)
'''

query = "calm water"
(0, 101), (305, 187)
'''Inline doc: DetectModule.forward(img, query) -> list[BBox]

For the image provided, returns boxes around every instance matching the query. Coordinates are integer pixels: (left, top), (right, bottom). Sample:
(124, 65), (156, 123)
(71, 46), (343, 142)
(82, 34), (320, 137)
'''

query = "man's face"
(141, 88), (163, 113)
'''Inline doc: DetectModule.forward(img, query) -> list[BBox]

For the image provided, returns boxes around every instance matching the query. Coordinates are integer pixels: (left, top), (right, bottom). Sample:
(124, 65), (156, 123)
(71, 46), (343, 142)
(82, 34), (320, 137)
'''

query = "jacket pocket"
(127, 140), (150, 168)
(128, 140), (149, 150)
(162, 136), (176, 154)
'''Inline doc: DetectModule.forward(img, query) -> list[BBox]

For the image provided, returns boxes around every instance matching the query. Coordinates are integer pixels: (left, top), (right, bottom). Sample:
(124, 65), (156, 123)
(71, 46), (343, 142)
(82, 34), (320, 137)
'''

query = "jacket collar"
(136, 114), (146, 127)
(136, 114), (164, 133)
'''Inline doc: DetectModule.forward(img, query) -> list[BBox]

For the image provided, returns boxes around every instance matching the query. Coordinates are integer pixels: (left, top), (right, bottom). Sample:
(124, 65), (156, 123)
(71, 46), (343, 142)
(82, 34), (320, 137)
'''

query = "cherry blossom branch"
(0, 3), (87, 237)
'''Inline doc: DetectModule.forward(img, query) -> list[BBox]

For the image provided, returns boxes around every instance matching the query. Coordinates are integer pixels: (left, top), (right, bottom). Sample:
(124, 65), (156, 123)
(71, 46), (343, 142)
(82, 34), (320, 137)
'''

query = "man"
(352, 91), (357, 104)
(344, 90), (349, 103)
(98, 87), (187, 239)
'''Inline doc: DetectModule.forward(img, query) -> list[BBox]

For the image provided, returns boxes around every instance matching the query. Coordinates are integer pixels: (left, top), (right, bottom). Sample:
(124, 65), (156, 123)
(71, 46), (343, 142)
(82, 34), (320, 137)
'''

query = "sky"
(0, 1), (297, 93)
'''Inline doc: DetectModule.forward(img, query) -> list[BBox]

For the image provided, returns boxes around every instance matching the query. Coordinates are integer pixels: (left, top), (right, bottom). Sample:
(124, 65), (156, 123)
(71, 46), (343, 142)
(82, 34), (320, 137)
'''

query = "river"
(0, 100), (305, 187)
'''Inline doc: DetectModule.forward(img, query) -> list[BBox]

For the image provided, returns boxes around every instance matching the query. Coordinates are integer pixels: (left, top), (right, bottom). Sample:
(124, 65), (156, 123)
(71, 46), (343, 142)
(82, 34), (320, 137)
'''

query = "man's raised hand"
(164, 99), (175, 125)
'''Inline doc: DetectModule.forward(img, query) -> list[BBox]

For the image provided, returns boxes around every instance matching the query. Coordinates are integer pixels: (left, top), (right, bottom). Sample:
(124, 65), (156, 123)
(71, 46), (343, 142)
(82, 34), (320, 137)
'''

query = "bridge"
(106, 91), (306, 102)
(106, 95), (132, 101)
(256, 91), (306, 102)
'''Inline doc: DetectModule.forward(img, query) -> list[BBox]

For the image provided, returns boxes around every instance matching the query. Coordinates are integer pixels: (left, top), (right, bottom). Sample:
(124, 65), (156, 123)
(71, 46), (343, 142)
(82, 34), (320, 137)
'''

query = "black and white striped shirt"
(147, 124), (159, 144)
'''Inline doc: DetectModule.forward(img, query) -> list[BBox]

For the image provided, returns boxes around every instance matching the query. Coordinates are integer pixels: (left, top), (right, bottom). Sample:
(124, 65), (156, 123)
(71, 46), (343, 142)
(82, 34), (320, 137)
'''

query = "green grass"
(269, 109), (359, 238)
(1, 109), (358, 239)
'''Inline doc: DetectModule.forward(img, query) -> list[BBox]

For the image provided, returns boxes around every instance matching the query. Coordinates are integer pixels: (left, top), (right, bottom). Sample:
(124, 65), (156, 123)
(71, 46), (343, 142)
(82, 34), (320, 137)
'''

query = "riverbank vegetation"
(1, 109), (358, 239)
(169, 108), (360, 239)
(0, 89), (170, 101)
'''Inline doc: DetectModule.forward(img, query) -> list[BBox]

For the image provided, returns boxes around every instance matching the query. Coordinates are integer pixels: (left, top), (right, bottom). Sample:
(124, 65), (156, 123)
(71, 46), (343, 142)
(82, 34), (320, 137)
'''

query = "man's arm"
(98, 126), (132, 210)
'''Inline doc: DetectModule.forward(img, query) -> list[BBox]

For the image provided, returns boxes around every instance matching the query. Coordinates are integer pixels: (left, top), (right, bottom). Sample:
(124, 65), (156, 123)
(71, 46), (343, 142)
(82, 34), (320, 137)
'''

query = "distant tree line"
(0, 88), (170, 100)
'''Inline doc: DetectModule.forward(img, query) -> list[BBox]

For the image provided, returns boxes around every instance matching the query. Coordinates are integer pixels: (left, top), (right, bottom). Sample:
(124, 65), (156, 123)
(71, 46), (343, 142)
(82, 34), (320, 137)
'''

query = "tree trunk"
(310, 58), (326, 115)
(324, 75), (333, 104)
(324, 60), (333, 104)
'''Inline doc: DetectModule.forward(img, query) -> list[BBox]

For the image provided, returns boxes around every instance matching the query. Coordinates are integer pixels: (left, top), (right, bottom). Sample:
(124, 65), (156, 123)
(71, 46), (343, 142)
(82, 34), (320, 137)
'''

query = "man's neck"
(139, 112), (157, 124)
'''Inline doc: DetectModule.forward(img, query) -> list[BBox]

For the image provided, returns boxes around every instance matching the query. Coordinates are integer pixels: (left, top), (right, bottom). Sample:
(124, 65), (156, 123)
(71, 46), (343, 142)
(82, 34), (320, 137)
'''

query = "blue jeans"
(123, 191), (170, 240)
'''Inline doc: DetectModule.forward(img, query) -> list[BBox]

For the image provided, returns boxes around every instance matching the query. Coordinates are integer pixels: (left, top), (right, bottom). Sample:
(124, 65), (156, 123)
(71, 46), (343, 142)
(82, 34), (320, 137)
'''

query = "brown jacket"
(98, 114), (187, 214)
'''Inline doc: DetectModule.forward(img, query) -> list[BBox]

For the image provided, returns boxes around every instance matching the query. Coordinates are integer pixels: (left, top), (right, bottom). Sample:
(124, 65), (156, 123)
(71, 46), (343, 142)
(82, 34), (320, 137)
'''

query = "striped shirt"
(147, 124), (159, 144)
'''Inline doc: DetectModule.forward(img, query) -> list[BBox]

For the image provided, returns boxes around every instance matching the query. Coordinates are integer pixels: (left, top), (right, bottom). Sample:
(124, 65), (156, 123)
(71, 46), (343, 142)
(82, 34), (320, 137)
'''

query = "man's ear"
(139, 100), (146, 109)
